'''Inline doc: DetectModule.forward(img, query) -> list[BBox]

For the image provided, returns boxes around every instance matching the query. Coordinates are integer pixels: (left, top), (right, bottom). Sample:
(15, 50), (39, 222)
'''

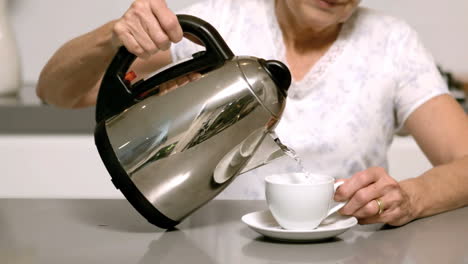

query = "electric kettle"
(94, 14), (292, 229)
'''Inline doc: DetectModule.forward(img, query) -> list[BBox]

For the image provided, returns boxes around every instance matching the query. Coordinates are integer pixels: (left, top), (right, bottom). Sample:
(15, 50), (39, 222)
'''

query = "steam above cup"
(265, 173), (346, 230)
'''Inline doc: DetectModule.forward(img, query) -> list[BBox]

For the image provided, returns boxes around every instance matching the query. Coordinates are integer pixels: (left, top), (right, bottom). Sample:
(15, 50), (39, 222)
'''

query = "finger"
(358, 206), (399, 225)
(335, 170), (378, 202)
(117, 30), (146, 57)
(175, 75), (190, 87)
(351, 176), (401, 215)
(151, 1), (183, 43)
(356, 189), (405, 224)
(354, 193), (395, 219)
(339, 182), (382, 215)
(353, 198), (381, 219)
(159, 79), (178, 95)
(127, 17), (159, 57)
(140, 10), (172, 51)
(113, 20), (145, 56)
(187, 72), (202, 81)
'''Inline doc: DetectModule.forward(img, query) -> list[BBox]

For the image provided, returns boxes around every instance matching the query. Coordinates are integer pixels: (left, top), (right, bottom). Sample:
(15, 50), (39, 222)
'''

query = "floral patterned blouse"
(171, 0), (448, 199)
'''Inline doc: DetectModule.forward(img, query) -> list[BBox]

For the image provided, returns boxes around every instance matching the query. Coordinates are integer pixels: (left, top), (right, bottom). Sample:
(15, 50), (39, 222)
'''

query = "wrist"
(75, 20), (119, 58)
(95, 20), (120, 54)
(400, 178), (425, 220)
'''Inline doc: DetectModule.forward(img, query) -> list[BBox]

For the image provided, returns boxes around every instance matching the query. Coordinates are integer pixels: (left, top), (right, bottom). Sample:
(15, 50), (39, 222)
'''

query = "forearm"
(37, 20), (118, 108)
(401, 155), (468, 219)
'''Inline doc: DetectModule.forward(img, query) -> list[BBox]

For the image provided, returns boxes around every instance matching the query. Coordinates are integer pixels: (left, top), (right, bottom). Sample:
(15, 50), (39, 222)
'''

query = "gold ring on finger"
(375, 198), (384, 215)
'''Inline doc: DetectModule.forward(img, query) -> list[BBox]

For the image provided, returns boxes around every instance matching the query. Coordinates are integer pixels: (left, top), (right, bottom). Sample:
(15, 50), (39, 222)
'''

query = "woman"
(37, 0), (468, 226)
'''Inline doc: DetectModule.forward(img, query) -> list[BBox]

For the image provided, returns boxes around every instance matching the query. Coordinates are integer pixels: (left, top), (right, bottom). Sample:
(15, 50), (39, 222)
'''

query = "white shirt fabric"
(171, 0), (449, 199)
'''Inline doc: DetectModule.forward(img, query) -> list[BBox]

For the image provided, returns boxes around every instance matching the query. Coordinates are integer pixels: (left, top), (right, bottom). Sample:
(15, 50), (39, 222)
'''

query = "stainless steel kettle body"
(94, 15), (291, 228)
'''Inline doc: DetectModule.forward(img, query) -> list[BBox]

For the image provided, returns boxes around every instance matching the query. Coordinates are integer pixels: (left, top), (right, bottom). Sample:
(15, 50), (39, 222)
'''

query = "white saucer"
(241, 210), (358, 242)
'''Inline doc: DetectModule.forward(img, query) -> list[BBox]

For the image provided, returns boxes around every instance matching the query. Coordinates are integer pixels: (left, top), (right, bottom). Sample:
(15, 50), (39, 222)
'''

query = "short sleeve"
(392, 22), (449, 133)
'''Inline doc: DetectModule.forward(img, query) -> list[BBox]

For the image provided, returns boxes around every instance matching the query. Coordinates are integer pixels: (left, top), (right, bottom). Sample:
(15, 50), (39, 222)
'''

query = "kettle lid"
(259, 59), (291, 97)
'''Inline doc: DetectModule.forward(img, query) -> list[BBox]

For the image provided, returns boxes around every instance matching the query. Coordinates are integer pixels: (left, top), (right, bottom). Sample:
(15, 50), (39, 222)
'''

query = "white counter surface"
(2, 199), (467, 264)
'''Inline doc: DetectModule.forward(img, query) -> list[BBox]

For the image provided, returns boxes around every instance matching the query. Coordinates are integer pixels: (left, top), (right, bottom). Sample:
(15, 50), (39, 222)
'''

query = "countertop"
(1, 199), (467, 264)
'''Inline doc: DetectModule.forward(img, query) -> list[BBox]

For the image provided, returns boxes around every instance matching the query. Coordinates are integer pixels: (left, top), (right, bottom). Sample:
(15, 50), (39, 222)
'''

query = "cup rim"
(265, 173), (334, 185)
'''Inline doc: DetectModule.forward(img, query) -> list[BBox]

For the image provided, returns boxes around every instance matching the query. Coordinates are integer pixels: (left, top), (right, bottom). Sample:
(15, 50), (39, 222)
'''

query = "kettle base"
(94, 121), (180, 229)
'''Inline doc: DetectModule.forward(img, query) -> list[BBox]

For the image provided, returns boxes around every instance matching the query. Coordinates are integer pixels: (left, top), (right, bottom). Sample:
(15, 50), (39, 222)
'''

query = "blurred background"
(1, 0), (467, 198)
(6, 0), (468, 86)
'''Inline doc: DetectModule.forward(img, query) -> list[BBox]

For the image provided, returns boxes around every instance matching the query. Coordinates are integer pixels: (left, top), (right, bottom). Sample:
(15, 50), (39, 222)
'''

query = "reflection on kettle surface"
(179, 91), (257, 150)
(137, 229), (216, 264)
(98, 58), (291, 225)
(118, 123), (171, 175)
(94, 14), (292, 229)
(119, 80), (259, 177)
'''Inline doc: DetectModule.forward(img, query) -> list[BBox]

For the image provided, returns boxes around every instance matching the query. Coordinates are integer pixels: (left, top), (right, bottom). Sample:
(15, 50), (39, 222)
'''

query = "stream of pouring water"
(273, 137), (314, 182)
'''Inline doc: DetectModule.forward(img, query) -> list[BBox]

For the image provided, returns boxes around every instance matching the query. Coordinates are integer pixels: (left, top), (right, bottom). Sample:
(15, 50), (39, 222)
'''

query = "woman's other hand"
(112, 0), (183, 58)
(334, 167), (417, 226)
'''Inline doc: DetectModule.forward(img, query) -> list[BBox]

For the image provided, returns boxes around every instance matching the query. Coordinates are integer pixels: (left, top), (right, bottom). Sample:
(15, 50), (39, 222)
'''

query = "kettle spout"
(238, 132), (286, 175)
(213, 130), (289, 184)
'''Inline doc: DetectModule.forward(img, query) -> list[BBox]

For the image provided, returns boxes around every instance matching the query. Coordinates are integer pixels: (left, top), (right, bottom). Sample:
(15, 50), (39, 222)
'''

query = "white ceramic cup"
(265, 173), (346, 230)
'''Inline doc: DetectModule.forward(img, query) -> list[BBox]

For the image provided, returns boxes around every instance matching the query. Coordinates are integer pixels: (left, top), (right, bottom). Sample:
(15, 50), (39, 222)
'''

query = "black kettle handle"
(95, 14), (234, 123)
